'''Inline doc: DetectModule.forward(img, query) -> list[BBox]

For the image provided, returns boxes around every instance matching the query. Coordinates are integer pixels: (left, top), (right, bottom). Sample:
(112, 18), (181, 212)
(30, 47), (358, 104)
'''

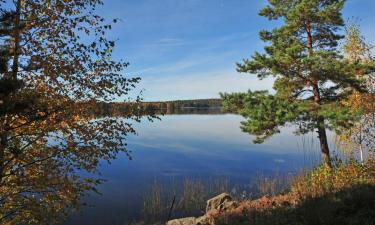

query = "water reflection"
(151, 107), (223, 115)
(64, 112), (325, 225)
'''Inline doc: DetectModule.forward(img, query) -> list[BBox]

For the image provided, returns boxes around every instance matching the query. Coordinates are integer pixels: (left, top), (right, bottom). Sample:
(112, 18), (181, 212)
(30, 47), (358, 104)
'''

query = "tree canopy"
(221, 0), (375, 168)
(338, 20), (375, 162)
(0, 0), (141, 224)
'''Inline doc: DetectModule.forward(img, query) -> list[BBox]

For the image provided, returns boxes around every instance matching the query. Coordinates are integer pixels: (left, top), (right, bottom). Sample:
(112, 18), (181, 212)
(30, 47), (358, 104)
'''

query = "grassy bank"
(212, 159), (375, 225)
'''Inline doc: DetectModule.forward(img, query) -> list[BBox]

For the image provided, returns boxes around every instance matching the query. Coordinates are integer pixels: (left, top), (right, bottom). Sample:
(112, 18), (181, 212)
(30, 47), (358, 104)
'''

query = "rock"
(166, 217), (196, 225)
(196, 215), (211, 225)
(206, 193), (237, 213)
(222, 200), (239, 211)
(167, 194), (239, 225)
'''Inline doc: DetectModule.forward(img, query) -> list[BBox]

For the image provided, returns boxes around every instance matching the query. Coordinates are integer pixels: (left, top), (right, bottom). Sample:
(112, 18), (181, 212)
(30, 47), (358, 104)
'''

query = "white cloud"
(135, 49), (237, 75)
(143, 38), (188, 48)
(139, 69), (274, 101)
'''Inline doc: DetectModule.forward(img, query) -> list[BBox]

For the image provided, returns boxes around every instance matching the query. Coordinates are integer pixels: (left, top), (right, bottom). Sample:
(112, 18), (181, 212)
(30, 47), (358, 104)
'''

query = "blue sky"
(98, 0), (375, 101)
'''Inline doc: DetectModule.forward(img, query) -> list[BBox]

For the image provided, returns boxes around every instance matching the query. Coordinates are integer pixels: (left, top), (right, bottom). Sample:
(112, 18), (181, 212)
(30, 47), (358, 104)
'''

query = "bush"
(291, 160), (375, 199)
(214, 160), (375, 225)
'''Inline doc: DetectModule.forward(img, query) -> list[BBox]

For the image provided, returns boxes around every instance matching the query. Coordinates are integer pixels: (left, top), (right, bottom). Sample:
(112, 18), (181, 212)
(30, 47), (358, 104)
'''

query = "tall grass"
(141, 177), (231, 222)
(142, 180), (166, 223)
(139, 174), (293, 224)
(252, 172), (293, 197)
(179, 179), (206, 213)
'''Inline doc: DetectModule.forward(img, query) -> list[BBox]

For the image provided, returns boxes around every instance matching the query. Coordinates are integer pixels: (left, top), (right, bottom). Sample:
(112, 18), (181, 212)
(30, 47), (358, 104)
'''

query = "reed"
(140, 174), (293, 224)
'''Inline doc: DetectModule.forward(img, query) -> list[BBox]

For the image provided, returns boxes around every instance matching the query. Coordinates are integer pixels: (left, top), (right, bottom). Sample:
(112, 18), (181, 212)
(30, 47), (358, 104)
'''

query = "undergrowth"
(213, 159), (375, 225)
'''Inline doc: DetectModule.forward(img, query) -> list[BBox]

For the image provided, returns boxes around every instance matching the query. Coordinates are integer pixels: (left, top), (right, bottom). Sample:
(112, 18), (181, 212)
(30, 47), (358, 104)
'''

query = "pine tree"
(221, 0), (375, 168)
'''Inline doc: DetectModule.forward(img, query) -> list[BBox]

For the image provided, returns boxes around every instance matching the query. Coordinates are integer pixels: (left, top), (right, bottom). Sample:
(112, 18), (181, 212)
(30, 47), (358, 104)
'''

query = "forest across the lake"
(94, 99), (223, 116)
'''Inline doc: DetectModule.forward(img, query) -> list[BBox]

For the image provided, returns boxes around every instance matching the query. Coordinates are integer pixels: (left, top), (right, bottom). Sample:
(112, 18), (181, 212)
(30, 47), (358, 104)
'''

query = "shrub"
(214, 159), (375, 225)
(291, 160), (375, 199)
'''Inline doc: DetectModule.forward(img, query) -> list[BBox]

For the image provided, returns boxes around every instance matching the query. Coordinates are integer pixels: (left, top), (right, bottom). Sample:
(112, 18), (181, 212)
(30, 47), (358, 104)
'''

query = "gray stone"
(196, 215), (211, 225)
(166, 217), (196, 225)
(167, 193), (239, 225)
(222, 200), (239, 211)
(206, 193), (233, 213)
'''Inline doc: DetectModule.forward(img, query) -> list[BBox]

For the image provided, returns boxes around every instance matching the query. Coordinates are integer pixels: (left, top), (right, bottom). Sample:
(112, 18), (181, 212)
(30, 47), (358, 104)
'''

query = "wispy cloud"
(135, 49), (237, 75)
(136, 58), (201, 74)
(143, 38), (188, 48)
(139, 69), (274, 101)
(131, 31), (259, 75)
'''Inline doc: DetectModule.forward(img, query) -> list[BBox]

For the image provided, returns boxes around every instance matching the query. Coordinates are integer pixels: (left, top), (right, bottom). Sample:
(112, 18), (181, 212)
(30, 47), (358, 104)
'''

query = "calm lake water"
(64, 112), (328, 225)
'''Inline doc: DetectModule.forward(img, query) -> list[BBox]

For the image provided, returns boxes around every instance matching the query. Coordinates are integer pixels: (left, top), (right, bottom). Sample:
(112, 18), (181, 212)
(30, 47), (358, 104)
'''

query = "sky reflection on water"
(65, 113), (327, 225)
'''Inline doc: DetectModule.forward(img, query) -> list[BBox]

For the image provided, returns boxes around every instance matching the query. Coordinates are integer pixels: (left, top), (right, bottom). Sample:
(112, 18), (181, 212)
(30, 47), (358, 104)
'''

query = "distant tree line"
(94, 99), (223, 116)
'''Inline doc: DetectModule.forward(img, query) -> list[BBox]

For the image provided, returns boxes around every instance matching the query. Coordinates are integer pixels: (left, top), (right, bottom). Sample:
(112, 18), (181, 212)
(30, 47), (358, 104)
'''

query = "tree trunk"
(306, 19), (332, 169)
(12, 0), (22, 79)
(313, 82), (332, 168)
(317, 117), (332, 168)
(0, 127), (8, 182)
(359, 144), (364, 165)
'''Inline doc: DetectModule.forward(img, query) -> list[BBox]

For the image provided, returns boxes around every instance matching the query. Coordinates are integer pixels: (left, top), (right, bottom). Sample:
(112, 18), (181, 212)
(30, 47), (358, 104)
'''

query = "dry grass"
(252, 172), (292, 197)
(142, 181), (166, 223)
(140, 158), (375, 225)
(141, 177), (231, 223)
(178, 179), (206, 213)
(291, 160), (375, 199)
(211, 159), (375, 225)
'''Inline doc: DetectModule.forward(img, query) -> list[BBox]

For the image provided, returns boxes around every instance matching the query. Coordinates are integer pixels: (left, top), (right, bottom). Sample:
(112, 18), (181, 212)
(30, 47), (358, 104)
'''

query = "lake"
(64, 112), (327, 225)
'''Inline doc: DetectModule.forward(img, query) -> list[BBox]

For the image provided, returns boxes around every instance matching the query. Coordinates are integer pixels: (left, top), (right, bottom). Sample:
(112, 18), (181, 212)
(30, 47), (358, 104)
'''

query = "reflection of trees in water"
(94, 99), (224, 117)
(155, 107), (223, 115)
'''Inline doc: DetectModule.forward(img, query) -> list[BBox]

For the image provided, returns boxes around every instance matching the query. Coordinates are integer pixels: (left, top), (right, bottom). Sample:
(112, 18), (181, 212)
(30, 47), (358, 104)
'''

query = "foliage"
(213, 160), (375, 225)
(0, 0), (141, 224)
(221, 0), (375, 167)
(337, 20), (375, 161)
(291, 159), (375, 198)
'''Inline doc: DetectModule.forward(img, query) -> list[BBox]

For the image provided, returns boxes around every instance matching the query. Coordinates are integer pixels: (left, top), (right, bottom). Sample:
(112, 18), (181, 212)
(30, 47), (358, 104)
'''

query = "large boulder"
(221, 200), (239, 211)
(167, 215), (211, 225)
(166, 217), (196, 225)
(206, 193), (238, 213)
(196, 215), (211, 225)
(167, 193), (239, 225)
